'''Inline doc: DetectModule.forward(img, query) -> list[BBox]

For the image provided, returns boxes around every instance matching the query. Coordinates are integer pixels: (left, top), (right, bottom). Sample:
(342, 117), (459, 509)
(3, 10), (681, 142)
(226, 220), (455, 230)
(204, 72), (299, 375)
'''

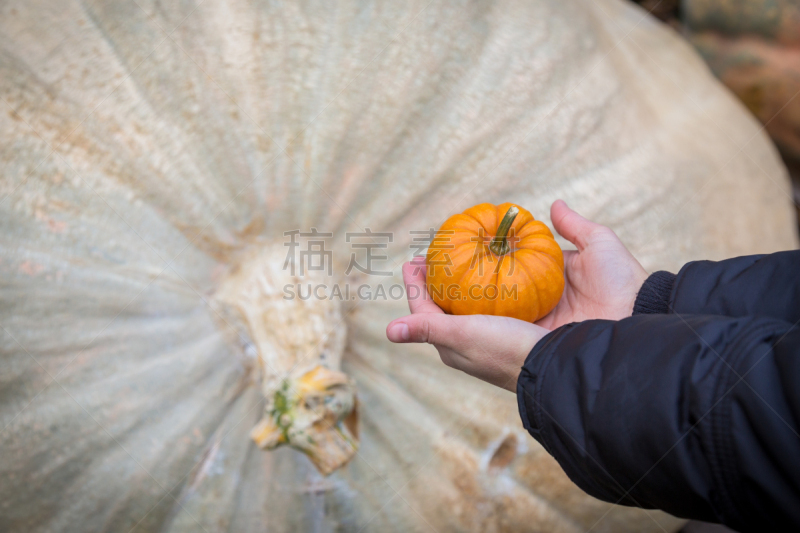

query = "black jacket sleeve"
(633, 250), (800, 323)
(517, 314), (800, 532)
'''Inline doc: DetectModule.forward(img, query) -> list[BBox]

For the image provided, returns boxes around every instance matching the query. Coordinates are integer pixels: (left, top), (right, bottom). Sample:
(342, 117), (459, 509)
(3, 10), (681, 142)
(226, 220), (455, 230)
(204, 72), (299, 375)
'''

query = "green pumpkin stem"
(489, 206), (519, 256)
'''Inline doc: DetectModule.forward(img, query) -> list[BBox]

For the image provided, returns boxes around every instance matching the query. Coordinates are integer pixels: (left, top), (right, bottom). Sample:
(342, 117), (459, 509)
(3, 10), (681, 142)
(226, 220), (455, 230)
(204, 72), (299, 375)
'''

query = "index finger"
(402, 257), (444, 315)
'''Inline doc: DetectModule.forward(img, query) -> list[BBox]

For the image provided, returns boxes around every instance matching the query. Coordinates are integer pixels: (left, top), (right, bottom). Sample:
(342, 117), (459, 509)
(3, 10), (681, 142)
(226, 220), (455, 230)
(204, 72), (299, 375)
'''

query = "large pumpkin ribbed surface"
(0, 1), (796, 532)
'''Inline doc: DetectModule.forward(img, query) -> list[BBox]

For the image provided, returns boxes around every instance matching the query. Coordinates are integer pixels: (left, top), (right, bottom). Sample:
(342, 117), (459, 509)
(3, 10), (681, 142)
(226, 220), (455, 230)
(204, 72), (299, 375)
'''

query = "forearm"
(633, 251), (800, 323)
(517, 314), (800, 532)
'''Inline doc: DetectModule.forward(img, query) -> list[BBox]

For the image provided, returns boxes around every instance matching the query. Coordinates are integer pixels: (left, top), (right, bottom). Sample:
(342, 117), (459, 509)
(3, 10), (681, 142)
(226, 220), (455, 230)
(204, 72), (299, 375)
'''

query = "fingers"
(386, 313), (549, 392)
(550, 199), (605, 251)
(402, 257), (443, 315)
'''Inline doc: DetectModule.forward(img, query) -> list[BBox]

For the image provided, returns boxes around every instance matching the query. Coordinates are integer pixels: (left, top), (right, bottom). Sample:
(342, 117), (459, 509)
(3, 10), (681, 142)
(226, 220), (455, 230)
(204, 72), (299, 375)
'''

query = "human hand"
(536, 200), (648, 330)
(386, 257), (549, 392)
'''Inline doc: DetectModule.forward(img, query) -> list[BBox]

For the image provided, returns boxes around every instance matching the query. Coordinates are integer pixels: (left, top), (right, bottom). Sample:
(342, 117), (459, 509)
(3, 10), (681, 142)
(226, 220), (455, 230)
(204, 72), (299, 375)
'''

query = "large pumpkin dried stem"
(488, 206), (519, 256)
(215, 246), (358, 475)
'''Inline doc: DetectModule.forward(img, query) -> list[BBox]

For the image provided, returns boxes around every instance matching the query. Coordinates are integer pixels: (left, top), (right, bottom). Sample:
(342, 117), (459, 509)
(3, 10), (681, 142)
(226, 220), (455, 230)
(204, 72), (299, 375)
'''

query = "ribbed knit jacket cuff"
(633, 271), (676, 315)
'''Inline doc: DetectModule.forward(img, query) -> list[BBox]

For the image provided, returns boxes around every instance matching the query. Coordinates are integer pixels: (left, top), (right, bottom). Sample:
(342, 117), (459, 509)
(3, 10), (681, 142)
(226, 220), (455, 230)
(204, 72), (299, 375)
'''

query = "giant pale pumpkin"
(0, 0), (796, 532)
(426, 203), (565, 322)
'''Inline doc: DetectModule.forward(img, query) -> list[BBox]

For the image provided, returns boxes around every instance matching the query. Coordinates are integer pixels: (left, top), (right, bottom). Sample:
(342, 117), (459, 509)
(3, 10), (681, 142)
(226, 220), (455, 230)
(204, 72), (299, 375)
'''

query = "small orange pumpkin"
(425, 203), (564, 322)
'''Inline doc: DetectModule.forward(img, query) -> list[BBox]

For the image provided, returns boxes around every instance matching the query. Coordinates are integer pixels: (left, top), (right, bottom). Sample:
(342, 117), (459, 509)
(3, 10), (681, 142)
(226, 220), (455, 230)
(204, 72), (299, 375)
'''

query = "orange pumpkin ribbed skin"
(425, 203), (565, 323)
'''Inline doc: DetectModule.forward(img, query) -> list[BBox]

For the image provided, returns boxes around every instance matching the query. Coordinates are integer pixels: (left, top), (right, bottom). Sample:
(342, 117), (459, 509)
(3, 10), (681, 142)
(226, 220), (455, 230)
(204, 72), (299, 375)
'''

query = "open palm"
(386, 200), (649, 392)
(536, 200), (648, 330)
(387, 258), (548, 392)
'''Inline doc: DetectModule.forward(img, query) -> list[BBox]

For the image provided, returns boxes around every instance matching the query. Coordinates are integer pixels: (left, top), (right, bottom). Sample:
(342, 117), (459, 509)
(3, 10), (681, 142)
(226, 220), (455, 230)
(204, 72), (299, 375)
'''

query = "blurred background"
(1, 1), (798, 532)
(633, 0), (800, 234)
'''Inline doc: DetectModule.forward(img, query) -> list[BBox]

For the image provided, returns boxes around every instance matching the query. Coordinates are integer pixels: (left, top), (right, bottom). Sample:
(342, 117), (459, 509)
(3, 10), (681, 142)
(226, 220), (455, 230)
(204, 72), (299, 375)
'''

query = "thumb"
(550, 199), (603, 251)
(387, 313), (546, 359)
(387, 313), (470, 350)
(388, 313), (549, 392)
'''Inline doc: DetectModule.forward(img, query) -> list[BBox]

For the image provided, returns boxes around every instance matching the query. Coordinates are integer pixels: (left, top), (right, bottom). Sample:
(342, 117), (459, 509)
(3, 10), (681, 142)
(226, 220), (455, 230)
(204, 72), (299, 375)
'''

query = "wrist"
(633, 271), (676, 315)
